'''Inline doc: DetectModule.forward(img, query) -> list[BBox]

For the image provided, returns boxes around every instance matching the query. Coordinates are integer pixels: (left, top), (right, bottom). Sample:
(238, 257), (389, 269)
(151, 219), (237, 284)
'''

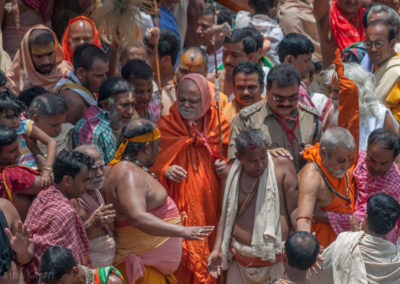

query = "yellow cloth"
(385, 81), (400, 124)
(113, 216), (181, 266)
(223, 99), (241, 123)
(116, 264), (177, 284)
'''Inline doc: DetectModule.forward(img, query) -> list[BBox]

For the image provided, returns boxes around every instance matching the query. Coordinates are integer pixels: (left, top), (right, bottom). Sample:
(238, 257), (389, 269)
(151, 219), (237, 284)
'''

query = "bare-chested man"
(207, 129), (298, 283)
(314, 0), (365, 68)
(0, 0), (54, 59)
(296, 127), (356, 248)
(103, 118), (214, 283)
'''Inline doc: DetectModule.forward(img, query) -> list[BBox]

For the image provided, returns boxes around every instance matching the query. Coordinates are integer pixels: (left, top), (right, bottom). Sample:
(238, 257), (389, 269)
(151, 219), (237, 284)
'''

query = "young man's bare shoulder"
(271, 155), (294, 167)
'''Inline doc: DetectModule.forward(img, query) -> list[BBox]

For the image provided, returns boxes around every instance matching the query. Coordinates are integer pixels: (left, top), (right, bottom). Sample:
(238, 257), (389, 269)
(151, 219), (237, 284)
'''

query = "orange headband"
(108, 128), (161, 165)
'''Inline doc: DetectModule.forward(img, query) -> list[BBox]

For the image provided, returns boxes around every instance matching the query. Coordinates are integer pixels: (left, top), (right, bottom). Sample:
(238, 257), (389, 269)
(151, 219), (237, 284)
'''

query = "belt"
(231, 247), (283, 268)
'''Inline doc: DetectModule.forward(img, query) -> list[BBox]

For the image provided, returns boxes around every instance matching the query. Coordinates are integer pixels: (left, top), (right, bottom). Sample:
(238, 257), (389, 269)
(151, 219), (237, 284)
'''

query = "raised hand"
(5, 221), (34, 263)
(87, 204), (116, 228)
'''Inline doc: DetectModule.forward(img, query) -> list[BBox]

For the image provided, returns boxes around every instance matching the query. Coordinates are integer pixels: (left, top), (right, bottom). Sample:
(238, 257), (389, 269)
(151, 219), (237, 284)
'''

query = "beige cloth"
(6, 24), (72, 95)
(0, 31), (12, 73)
(38, 123), (74, 156)
(220, 154), (283, 281)
(278, 0), (322, 62)
(229, 101), (321, 171)
(374, 55), (400, 104)
(89, 234), (116, 268)
(161, 83), (177, 116)
(306, 231), (400, 284)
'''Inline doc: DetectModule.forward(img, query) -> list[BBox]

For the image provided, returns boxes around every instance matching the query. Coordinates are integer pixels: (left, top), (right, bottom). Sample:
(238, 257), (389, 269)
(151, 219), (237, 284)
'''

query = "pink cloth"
(327, 150), (400, 243)
(118, 196), (182, 283)
(299, 81), (316, 109)
(177, 73), (211, 123)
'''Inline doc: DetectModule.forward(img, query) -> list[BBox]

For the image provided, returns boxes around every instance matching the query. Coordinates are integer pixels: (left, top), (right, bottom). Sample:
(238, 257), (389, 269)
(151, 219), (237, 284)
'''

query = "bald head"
(68, 20), (94, 55)
(177, 47), (208, 82)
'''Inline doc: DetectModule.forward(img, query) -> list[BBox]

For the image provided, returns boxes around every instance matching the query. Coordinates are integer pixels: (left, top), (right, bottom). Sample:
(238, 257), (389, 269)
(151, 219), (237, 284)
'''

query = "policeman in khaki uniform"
(229, 64), (321, 172)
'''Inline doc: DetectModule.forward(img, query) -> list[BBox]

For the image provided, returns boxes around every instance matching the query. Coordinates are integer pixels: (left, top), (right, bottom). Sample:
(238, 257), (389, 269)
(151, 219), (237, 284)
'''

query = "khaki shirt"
(228, 100), (321, 171)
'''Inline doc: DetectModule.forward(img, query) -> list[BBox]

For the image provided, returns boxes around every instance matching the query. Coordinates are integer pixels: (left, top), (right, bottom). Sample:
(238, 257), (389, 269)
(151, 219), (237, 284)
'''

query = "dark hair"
(198, 6), (233, 27)
(235, 128), (268, 156)
(225, 28), (258, 55)
(267, 63), (301, 90)
(122, 119), (157, 159)
(53, 151), (93, 184)
(0, 90), (26, 116)
(28, 94), (67, 119)
(366, 19), (396, 41)
(39, 246), (77, 283)
(248, 0), (276, 14)
(28, 29), (55, 48)
(98, 77), (133, 105)
(121, 59), (153, 81)
(242, 27), (263, 50)
(72, 43), (108, 71)
(0, 124), (17, 151)
(232, 61), (264, 85)
(367, 193), (400, 235)
(285, 231), (320, 270)
(145, 30), (180, 66)
(277, 33), (315, 63)
(0, 70), (6, 87)
(367, 128), (400, 157)
(18, 86), (48, 108)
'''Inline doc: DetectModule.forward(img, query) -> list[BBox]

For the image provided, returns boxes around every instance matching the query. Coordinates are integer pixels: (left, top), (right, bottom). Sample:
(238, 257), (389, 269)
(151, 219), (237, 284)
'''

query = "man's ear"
(144, 142), (152, 153)
(160, 55), (171, 68)
(320, 146), (327, 160)
(62, 175), (73, 188)
(283, 55), (293, 64)
(235, 152), (241, 161)
(75, 67), (86, 82)
(31, 114), (40, 123)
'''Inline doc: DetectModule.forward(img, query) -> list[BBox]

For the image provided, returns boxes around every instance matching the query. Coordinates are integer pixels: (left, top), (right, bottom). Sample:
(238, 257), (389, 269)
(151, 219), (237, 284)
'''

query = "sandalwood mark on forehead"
(30, 44), (55, 56)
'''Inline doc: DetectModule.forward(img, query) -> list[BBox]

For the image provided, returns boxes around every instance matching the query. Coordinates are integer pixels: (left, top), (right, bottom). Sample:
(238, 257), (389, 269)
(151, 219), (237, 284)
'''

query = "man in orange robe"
(152, 73), (230, 284)
(61, 16), (102, 64)
(296, 51), (358, 248)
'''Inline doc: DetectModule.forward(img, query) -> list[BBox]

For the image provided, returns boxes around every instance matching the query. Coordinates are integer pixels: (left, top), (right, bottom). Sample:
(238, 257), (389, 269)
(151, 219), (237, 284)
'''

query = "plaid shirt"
(327, 150), (400, 243)
(74, 105), (116, 164)
(23, 186), (91, 283)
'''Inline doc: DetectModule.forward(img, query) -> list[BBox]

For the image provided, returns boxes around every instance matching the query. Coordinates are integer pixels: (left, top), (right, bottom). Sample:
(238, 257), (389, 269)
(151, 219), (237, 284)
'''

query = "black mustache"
(277, 105), (292, 108)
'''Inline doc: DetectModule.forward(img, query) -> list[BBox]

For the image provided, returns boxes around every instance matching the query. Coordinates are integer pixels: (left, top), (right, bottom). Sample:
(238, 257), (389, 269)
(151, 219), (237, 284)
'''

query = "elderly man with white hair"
(71, 144), (117, 268)
(321, 55), (399, 151)
(296, 127), (356, 249)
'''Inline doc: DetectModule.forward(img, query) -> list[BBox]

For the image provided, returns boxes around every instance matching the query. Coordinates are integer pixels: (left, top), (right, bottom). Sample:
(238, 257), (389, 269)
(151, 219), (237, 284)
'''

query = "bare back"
(103, 161), (168, 224)
(59, 90), (89, 124)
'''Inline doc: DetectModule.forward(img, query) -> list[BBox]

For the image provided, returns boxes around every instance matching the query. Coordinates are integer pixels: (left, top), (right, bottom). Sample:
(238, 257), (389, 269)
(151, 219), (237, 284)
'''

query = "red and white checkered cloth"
(23, 186), (91, 283)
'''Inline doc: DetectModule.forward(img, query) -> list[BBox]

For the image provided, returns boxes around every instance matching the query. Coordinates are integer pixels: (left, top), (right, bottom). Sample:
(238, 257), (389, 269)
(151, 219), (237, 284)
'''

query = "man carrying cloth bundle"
(103, 118), (214, 284)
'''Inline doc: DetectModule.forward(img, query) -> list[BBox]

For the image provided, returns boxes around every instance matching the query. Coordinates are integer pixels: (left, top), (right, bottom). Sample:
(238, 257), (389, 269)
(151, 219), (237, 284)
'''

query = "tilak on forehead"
(180, 51), (205, 72)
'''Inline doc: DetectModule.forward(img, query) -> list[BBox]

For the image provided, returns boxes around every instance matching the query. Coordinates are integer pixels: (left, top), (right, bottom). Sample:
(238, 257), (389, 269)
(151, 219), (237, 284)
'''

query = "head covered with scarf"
(6, 25), (72, 95)
(61, 16), (102, 64)
(177, 73), (212, 125)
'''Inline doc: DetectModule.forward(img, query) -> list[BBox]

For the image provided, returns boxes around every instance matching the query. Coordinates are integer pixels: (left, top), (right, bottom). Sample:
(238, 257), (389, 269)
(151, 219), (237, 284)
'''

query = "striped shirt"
(74, 105), (116, 164)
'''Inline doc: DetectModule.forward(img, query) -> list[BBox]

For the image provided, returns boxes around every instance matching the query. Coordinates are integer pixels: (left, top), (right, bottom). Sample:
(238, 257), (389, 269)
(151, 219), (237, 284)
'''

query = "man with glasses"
(367, 19), (400, 124)
(228, 64), (321, 171)
(223, 61), (264, 123)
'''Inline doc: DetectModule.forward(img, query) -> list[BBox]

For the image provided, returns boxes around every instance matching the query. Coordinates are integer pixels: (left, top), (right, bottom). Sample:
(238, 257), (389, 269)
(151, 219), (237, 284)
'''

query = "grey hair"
(320, 127), (355, 156)
(28, 93), (67, 119)
(367, 4), (400, 33)
(74, 144), (102, 159)
(320, 63), (379, 124)
(235, 128), (268, 156)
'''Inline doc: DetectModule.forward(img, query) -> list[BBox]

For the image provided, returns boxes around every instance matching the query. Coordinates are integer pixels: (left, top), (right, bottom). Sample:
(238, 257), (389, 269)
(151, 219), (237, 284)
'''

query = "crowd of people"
(0, 0), (400, 283)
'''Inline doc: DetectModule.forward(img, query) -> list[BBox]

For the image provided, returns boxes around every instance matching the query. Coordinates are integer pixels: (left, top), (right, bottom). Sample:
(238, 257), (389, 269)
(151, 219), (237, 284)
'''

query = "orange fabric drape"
(151, 102), (230, 284)
(303, 143), (356, 248)
(61, 16), (102, 64)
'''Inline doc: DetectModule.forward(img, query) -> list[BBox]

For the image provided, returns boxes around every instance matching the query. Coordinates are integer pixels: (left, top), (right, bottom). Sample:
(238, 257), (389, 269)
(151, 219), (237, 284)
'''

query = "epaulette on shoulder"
(299, 102), (319, 117)
(239, 102), (263, 118)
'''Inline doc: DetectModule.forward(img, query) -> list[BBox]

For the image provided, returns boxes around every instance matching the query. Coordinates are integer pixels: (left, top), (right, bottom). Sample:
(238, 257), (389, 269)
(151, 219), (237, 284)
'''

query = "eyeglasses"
(270, 93), (299, 103)
(364, 40), (387, 49)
